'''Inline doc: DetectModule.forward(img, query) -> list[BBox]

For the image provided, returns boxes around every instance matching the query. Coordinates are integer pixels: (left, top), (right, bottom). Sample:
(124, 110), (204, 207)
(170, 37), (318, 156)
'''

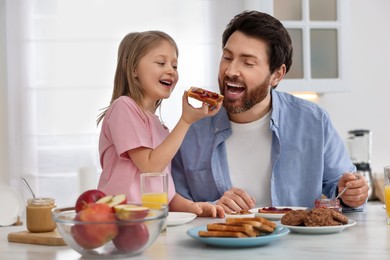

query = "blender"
(347, 129), (374, 200)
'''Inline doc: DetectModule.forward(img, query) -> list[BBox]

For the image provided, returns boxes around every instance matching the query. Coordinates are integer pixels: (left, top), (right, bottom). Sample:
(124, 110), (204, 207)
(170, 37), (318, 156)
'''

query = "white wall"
(1, 0), (389, 206)
(171, 0), (390, 176)
(1, 0), (244, 207)
(317, 0), (390, 175)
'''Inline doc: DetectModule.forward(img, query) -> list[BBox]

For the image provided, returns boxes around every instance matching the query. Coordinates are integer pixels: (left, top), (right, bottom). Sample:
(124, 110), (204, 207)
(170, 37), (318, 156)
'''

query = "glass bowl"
(52, 204), (168, 258)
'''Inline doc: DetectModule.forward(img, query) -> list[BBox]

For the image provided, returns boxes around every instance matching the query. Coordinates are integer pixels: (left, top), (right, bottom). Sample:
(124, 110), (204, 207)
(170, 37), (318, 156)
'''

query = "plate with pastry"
(279, 207), (356, 234)
(251, 206), (308, 221)
(281, 219), (356, 234)
(186, 217), (289, 248)
(187, 225), (289, 248)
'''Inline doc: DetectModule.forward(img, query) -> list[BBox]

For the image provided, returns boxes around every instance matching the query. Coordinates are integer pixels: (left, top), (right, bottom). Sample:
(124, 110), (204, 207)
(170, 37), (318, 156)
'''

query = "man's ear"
(270, 64), (286, 88)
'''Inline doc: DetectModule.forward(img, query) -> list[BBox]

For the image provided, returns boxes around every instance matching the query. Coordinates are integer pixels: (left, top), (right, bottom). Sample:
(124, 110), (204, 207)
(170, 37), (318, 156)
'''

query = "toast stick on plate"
(199, 230), (248, 238)
(226, 220), (275, 234)
(226, 217), (277, 229)
(207, 223), (257, 237)
(225, 218), (276, 233)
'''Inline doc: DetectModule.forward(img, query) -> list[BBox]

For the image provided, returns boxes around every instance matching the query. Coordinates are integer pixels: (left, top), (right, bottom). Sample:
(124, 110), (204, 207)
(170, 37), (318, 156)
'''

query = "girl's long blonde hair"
(97, 31), (179, 125)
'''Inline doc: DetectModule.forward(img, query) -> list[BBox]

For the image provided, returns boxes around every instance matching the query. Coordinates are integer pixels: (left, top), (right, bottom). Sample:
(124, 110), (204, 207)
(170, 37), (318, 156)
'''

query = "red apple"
(114, 204), (149, 220)
(71, 203), (118, 249)
(75, 189), (106, 212)
(96, 194), (127, 208)
(95, 195), (114, 204)
(113, 223), (149, 252)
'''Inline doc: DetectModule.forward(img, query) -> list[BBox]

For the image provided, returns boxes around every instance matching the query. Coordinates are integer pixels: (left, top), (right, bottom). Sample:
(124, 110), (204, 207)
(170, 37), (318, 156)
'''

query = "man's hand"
(216, 187), (255, 213)
(338, 172), (369, 208)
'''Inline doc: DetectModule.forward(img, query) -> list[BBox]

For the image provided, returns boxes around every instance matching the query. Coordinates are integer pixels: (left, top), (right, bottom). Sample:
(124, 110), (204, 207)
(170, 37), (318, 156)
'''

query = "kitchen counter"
(1, 201), (389, 260)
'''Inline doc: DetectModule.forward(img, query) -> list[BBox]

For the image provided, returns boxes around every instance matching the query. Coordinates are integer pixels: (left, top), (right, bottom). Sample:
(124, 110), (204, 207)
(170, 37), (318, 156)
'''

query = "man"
(172, 10), (369, 213)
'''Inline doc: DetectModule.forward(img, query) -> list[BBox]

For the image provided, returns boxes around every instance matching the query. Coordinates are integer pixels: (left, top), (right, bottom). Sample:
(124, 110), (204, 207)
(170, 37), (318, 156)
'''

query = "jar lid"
(27, 197), (55, 205)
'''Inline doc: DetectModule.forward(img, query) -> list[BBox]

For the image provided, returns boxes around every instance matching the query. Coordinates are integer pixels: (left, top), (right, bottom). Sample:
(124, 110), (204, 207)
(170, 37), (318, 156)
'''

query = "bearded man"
(172, 10), (369, 213)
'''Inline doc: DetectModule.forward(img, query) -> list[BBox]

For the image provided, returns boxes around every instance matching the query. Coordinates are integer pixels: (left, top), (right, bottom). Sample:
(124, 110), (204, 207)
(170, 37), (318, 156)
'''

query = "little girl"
(97, 31), (224, 217)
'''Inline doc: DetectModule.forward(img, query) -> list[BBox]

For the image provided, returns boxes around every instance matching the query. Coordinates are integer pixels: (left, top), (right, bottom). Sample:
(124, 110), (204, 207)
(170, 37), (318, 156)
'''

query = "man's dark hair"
(222, 10), (293, 74)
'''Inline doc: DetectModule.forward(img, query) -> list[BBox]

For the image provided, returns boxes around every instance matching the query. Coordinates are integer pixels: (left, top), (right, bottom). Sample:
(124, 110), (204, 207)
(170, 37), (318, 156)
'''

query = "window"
(4, 0), (214, 207)
(272, 0), (349, 93)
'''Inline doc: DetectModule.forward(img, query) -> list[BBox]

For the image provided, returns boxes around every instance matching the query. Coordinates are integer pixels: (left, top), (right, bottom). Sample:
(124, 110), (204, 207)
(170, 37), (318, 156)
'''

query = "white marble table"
(1, 202), (389, 260)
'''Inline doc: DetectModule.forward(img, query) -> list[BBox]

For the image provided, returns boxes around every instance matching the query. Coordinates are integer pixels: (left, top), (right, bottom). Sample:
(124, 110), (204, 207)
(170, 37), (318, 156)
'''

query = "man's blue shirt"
(172, 89), (356, 208)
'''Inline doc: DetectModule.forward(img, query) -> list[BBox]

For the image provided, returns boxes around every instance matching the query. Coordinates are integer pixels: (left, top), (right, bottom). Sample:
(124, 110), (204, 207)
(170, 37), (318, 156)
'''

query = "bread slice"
(226, 217), (277, 229)
(198, 216), (277, 238)
(198, 230), (248, 238)
(187, 87), (224, 110)
(225, 217), (276, 234)
(207, 223), (257, 237)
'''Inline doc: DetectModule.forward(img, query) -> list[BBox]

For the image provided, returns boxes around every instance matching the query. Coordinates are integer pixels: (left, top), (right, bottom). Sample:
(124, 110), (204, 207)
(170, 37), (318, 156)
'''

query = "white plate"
(281, 219), (356, 234)
(251, 206), (308, 220)
(0, 185), (24, 226)
(187, 225), (289, 248)
(167, 212), (196, 226)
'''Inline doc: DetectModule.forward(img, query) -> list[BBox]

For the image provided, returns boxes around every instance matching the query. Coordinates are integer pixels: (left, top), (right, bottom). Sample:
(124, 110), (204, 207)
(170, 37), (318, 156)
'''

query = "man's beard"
(221, 76), (271, 114)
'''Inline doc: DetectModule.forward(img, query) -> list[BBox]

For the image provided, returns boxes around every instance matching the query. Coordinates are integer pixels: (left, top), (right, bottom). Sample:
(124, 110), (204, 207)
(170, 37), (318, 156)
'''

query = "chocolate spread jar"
(26, 197), (57, 232)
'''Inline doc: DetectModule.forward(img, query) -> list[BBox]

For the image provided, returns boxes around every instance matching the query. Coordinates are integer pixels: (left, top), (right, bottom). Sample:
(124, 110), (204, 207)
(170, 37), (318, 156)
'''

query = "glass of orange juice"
(140, 172), (168, 231)
(140, 172), (168, 208)
(384, 166), (390, 224)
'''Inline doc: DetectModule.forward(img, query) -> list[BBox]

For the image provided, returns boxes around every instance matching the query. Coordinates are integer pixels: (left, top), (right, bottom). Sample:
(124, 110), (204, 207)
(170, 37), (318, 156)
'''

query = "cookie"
(281, 209), (308, 226)
(303, 208), (341, 226)
(329, 209), (349, 224)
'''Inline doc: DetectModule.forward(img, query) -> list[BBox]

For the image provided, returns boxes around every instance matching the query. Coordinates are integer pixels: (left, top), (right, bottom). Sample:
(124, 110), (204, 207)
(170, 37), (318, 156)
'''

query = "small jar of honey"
(26, 197), (57, 233)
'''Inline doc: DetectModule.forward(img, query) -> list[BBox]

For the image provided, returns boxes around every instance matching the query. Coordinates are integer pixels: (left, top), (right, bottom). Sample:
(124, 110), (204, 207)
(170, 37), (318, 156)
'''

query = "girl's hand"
(190, 202), (225, 218)
(180, 91), (222, 125)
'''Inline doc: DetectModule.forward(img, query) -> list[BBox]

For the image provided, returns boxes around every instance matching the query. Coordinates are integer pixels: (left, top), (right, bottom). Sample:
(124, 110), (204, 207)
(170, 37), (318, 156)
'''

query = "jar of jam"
(315, 198), (342, 212)
(26, 197), (57, 232)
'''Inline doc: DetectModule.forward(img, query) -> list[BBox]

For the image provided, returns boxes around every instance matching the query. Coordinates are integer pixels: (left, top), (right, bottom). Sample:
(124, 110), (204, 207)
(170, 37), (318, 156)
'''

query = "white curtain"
(3, 0), (224, 207)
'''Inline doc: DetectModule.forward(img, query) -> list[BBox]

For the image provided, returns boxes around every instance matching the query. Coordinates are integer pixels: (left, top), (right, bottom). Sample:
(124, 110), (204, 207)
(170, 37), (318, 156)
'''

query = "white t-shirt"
(226, 111), (272, 206)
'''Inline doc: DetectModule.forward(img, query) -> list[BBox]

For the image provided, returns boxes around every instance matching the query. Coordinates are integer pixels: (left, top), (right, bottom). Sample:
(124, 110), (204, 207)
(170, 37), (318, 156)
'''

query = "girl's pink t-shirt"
(98, 96), (176, 203)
